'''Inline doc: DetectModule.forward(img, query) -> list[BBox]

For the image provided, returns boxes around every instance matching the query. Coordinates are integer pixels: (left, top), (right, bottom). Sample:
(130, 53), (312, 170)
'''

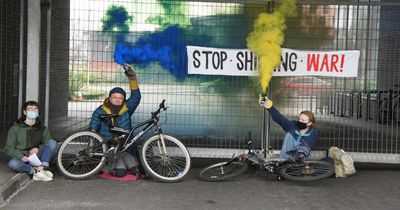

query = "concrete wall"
(0, 0), (70, 146)
(41, 0), (70, 130)
(0, 1), (22, 148)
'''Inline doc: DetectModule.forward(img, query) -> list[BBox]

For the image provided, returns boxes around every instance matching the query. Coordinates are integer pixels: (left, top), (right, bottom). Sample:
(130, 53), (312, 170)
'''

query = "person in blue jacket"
(259, 95), (318, 162)
(89, 65), (141, 177)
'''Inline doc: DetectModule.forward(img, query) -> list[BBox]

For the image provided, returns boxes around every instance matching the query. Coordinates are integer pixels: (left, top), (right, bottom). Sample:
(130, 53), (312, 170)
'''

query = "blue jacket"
(267, 106), (318, 158)
(89, 89), (141, 142)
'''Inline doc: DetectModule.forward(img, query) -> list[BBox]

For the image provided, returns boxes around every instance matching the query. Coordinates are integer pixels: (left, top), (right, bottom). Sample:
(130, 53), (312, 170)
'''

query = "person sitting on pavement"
(259, 95), (318, 162)
(89, 64), (142, 177)
(4, 101), (57, 181)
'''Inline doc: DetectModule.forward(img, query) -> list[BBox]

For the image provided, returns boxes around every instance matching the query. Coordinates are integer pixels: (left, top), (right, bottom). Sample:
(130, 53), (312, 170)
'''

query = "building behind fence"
(1, 0), (399, 163)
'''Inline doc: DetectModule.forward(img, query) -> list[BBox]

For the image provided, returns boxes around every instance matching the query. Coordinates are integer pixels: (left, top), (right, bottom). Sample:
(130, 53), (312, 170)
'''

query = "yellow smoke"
(246, 0), (297, 94)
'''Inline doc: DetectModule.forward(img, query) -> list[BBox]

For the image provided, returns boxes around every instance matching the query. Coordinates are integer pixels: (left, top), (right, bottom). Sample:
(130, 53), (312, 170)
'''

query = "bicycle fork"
(156, 134), (168, 156)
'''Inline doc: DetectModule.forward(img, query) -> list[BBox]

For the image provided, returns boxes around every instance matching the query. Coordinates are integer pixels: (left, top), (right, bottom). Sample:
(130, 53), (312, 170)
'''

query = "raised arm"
(259, 95), (293, 132)
(124, 64), (141, 116)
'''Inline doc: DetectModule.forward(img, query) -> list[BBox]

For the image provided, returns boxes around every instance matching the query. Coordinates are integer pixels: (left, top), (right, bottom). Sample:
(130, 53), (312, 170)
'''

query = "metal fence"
(2, 0), (397, 162)
(59, 0), (400, 162)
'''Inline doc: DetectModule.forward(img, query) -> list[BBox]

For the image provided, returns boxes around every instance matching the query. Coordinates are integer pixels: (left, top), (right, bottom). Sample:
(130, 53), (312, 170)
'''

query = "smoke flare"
(246, 0), (297, 93)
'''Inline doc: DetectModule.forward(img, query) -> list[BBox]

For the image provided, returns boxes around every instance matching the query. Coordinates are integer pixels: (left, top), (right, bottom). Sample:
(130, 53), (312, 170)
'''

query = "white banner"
(187, 46), (360, 77)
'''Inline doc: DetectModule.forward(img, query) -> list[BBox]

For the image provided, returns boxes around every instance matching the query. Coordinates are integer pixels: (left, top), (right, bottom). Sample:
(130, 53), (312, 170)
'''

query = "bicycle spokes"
(60, 134), (105, 176)
(285, 162), (331, 177)
(143, 138), (188, 178)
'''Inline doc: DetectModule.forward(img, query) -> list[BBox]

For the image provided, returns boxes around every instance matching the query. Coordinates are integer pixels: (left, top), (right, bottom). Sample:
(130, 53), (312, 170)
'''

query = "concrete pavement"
(1, 154), (400, 209)
(0, 151), (31, 206)
(1, 163), (400, 210)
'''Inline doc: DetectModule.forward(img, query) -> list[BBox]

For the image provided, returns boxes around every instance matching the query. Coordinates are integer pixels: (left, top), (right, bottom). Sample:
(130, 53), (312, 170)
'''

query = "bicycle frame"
(117, 116), (162, 153)
(234, 149), (285, 170)
(101, 100), (168, 157)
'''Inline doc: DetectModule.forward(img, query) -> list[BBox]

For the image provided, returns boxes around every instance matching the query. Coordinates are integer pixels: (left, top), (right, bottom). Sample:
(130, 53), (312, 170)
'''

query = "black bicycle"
(198, 133), (334, 182)
(57, 100), (191, 182)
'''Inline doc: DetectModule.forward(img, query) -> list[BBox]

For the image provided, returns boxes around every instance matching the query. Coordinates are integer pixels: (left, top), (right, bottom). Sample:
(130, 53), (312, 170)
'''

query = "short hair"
(20, 101), (40, 120)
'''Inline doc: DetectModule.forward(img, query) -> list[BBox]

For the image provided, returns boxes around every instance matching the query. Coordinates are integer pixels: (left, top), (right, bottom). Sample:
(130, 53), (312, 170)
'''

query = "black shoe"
(129, 166), (141, 176)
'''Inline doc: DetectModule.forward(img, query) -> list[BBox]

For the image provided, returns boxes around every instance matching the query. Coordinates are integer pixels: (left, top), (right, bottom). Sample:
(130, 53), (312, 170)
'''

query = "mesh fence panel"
(44, 0), (400, 156)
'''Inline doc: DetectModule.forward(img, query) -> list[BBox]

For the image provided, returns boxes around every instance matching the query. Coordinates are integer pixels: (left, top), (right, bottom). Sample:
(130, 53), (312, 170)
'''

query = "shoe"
(129, 166), (141, 176)
(43, 170), (53, 178)
(33, 170), (53, 181)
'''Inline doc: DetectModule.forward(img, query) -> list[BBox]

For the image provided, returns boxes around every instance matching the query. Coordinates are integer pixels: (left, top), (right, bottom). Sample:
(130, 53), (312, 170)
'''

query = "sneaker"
(43, 170), (53, 178)
(33, 170), (53, 181)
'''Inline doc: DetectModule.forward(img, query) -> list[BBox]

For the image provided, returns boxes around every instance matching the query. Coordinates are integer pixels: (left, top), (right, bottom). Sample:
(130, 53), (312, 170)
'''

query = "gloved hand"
(292, 152), (306, 163)
(123, 64), (139, 90)
(123, 64), (137, 80)
(258, 94), (273, 109)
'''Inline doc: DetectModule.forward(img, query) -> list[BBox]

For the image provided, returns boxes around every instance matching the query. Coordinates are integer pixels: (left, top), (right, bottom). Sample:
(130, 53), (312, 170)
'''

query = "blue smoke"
(114, 26), (188, 79)
(102, 5), (132, 42)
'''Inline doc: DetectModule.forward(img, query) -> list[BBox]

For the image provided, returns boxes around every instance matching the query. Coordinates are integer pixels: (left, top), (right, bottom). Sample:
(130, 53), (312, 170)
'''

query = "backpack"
(328, 147), (356, 178)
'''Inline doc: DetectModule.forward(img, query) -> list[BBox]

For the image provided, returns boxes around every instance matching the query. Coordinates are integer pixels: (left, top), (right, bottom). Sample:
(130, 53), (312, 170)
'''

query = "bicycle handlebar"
(152, 99), (168, 118)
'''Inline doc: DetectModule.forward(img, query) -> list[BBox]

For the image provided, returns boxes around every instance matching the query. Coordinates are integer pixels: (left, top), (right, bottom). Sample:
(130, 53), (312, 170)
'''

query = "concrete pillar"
(26, 0), (41, 101)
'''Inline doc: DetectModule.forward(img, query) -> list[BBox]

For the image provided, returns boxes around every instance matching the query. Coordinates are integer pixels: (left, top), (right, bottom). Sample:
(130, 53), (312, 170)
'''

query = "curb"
(0, 173), (31, 206)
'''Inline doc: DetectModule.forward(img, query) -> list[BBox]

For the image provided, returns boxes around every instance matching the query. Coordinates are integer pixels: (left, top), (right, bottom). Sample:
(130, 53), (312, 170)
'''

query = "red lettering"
(330, 54), (339, 72)
(319, 54), (330, 72)
(340, 54), (345, 72)
(307, 54), (319, 71)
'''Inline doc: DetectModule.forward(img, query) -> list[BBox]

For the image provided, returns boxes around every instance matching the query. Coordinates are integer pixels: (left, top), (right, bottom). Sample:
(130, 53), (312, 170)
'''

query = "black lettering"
(220, 51), (227, 70)
(212, 52), (220, 69)
(280, 52), (288, 72)
(244, 52), (253, 70)
(289, 53), (297, 71)
(202, 51), (212, 69)
(237, 52), (244, 70)
(193, 50), (201, 68)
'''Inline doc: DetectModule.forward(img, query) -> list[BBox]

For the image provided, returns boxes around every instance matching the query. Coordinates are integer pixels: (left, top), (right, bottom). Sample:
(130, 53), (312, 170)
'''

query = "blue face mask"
(26, 111), (39, 120)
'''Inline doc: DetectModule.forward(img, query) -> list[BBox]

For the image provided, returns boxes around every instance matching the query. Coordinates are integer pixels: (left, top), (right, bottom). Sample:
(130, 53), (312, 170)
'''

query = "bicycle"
(56, 100), (191, 182)
(198, 133), (334, 182)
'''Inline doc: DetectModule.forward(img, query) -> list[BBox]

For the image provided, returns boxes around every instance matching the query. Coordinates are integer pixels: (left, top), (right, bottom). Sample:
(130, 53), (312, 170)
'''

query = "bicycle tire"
(198, 161), (248, 182)
(279, 160), (334, 181)
(57, 131), (107, 180)
(139, 135), (191, 183)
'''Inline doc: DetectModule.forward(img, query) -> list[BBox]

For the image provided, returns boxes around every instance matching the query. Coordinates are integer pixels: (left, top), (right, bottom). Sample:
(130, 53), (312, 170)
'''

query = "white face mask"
(26, 111), (39, 120)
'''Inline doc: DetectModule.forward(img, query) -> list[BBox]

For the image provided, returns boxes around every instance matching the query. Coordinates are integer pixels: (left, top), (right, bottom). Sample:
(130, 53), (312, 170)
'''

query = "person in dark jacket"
(259, 95), (318, 162)
(89, 64), (141, 177)
(5, 101), (57, 181)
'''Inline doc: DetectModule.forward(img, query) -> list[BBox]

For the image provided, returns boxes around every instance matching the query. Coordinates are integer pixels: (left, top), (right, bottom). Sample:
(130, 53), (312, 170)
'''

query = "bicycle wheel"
(57, 131), (108, 179)
(198, 161), (248, 182)
(279, 160), (334, 181)
(139, 135), (191, 183)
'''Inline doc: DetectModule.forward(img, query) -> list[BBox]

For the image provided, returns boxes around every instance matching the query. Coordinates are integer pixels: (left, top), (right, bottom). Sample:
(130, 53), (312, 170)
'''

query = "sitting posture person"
(89, 64), (142, 177)
(5, 101), (57, 181)
(259, 95), (318, 162)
